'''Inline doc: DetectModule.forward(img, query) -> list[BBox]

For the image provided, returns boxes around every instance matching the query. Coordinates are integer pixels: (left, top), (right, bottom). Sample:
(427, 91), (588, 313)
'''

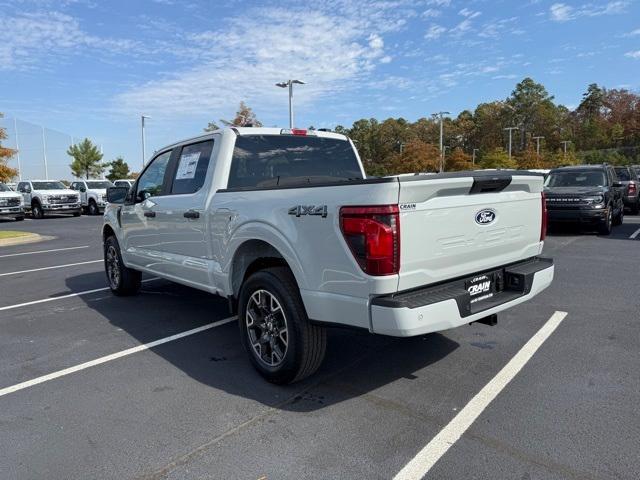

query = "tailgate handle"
(469, 175), (512, 194)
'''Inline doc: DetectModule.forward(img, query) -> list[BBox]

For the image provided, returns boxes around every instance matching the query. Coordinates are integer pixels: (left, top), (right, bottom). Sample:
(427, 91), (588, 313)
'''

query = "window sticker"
(176, 152), (201, 180)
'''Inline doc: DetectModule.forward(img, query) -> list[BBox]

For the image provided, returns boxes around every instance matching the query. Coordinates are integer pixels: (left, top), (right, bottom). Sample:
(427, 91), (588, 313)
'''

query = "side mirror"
(79, 186), (87, 193)
(106, 186), (129, 204)
(25, 187), (31, 193)
(612, 181), (622, 188)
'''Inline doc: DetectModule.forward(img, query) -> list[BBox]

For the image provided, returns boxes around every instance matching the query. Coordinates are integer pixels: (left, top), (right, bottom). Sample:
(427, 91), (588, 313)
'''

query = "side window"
(71, 182), (78, 190)
(18, 182), (27, 192)
(171, 140), (214, 195)
(136, 150), (172, 200)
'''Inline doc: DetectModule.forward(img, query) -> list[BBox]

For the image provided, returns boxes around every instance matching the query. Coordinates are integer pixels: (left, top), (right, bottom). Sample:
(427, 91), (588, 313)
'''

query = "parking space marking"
(0, 260), (102, 277)
(0, 245), (90, 258)
(630, 227), (640, 239)
(0, 278), (159, 312)
(0, 316), (236, 398)
(393, 310), (568, 480)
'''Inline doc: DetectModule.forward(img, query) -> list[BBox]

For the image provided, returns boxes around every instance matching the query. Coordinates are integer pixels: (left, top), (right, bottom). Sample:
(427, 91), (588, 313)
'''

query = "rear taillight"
(340, 205), (400, 276)
(629, 182), (637, 195)
(541, 192), (548, 241)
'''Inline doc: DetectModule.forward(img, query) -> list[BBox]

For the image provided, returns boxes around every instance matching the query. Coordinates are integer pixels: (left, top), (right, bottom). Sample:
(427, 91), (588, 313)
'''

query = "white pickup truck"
(17, 180), (81, 219)
(103, 127), (554, 384)
(70, 179), (113, 215)
(0, 182), (24, 221)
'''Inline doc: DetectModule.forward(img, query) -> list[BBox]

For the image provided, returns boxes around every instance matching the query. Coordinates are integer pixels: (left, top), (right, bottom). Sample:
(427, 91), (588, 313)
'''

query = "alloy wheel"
(245, 289), (289, 367)
(106, 245), (121, 289)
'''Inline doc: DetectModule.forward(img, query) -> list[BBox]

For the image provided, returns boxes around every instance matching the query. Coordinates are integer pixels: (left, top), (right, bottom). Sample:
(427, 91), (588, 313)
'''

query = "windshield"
(546, 171), (606, 188)
(32, 181), (66, 190)
(86, 181), (113, 189)
(0, 184), (11, 192)
(614, 168), (630, 181)
(227, 135), (363, 189)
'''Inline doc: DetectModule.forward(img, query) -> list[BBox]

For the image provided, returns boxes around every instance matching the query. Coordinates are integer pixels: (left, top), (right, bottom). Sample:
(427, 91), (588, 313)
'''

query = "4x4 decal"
(288, 205), (328, 218)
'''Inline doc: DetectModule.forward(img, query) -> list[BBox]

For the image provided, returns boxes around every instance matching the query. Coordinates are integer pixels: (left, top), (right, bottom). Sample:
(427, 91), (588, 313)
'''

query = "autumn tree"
(447, 147), (473, 171)
(388, 140), (440, 174)
(479, 148), (517, 169)
(516, 147), (545, 169)
(0, 114), (18, 182)
(67, 138), (105, 179)
(107, 157), (131, 181)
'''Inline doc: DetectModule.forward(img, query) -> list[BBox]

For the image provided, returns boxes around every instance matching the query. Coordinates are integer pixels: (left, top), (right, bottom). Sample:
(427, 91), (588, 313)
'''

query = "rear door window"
(614, 168), (630, 181)
(170, 140), (214, 195)
(227, 135), (363, 189)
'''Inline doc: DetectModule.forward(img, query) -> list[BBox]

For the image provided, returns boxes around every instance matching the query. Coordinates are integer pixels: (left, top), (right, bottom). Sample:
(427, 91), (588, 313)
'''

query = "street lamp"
(561, 140), (571, 157)
(533, 136), (544, 156)
(432, 111), (450, 173)
(276, 80), (305, 128)
(504, 126), (518, 160)
(472, 148), (479, 165)
(141, 115), (151, 167)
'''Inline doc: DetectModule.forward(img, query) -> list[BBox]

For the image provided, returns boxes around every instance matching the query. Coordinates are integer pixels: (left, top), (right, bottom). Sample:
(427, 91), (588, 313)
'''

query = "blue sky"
(1, 0), (639, 178)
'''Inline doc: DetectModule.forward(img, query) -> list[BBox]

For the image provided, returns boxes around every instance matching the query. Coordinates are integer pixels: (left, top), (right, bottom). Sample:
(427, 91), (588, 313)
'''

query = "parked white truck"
(103, 127), (554, 383)
(70, 179), (113, 215)
(0, 182), (24, 221)
(17, 180), (81, 219)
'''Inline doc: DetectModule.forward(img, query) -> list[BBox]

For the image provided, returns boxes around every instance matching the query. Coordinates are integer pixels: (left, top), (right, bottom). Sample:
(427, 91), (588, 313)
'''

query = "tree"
(446, 148), (473, 171)
(388, 140), (440, 175)
(222, 101), (263, 127)
(479, 148), (517, 169)
(506, 77), (555, 151)
(67, 138), (105, 179)
(0, 113), (18, 182)
(107, 157), (130, 181)
(516, 147), (545, 169)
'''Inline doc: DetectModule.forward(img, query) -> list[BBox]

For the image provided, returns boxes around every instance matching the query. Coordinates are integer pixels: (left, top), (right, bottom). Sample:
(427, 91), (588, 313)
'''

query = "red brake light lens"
(541, 192), (548, 241)
(340, 205), (400, 276)
(629, 182), (637, 194)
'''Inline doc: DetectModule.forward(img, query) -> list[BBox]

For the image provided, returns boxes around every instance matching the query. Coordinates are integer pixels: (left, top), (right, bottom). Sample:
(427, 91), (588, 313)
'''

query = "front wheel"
(104, 236), (141, 296)
(238, 267), (326, 384)
(15, 215), (24, 221)
(613, 203), (624, 226)
(598, 207), (613, 235)
(88, 200), (99, 216)
(31, 202), (44, 219)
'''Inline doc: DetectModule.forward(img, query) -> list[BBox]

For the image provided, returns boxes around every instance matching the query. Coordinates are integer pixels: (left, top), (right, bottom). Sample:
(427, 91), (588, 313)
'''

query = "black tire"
(104, 235), (141, 296)
(613, 203), (624, 226)
(598, 207), (613, 235)
(238, 267), (326, 384)
(31, 201), (44, 219)
(72, 210), (81, 217)
(630, 202), (639, 215)
(15, 215), (24, 221)
(88, 200), (99, 216)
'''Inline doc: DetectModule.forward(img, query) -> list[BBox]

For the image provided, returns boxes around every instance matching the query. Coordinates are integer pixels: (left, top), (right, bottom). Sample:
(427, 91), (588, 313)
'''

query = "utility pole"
(561, 140), (571, 157)
(504, 127), (518, 160)
(141, 115), (151, 168)
(276, 80), (305, 128)
(472, 148), (479, 165)
(432, 111), (450, 172)
(533, 136), (544, 156)
(41, 126), (49, 180)
(14, 118), (22, 180)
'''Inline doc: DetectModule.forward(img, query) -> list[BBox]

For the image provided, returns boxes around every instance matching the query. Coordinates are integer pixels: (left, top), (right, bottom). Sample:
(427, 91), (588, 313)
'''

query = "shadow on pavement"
(66, 272), (459, 412)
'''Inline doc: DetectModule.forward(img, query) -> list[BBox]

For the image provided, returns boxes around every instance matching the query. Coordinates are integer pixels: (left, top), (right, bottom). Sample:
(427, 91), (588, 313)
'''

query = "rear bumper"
(370, 257), (554, 337)
(547, 208), (607, 224)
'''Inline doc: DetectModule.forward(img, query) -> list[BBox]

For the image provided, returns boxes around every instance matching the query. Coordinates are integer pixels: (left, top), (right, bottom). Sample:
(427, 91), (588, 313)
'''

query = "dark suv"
(613, 166), (639, 214)
(544, 164), (624, 234)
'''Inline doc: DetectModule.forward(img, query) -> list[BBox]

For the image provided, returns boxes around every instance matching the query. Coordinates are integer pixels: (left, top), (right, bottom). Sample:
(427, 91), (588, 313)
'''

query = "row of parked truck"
(0, 179), (135, 220)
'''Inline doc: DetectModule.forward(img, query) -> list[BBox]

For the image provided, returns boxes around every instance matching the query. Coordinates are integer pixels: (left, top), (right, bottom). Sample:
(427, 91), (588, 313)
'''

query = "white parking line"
(0, 278), (160, 312)
(393, 310), (568, 480)
(0, 245), (90, 258)
(0, 260), (102, 277)
(0, 316), (236, 398)
(630, 227), (640, 239)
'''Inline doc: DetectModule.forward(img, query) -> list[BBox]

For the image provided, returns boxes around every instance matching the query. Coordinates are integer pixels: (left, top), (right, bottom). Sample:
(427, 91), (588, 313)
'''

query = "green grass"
(0, 231), (31, 240)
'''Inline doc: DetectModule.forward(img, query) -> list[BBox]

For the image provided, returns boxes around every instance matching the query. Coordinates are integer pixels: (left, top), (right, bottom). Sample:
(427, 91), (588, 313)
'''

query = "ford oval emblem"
(475, 209), (496, 225)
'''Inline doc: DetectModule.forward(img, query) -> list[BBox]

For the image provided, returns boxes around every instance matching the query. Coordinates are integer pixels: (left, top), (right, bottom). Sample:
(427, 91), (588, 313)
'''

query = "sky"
(1, 0), (639, 179)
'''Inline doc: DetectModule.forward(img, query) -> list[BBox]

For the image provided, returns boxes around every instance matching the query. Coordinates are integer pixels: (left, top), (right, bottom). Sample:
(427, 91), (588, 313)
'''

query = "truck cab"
(17, 180), (81, 219)
(70, 179), (114, 215)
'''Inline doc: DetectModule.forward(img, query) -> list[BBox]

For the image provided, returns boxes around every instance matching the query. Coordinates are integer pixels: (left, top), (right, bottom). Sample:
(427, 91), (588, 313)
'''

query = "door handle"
(144, 211), (156, 218)
(184, 210), (200, 219)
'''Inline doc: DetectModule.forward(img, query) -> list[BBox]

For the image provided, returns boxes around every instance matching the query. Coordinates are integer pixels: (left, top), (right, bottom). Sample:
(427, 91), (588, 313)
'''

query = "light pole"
(533, 136), (544, 156)
(141, 115), (151, 167)
(561, 140), (571, 157)
(276, 80), (305, 128)
(472, 148), (479, 165)
(432, 111), (450, 172)
(41, 126), (49, 180)
(504, 126), (518, 160)
(13, 118), (22, 180)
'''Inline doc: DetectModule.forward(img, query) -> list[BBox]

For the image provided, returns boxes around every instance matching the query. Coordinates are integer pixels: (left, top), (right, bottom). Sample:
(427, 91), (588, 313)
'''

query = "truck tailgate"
(397, 172), (544, 292)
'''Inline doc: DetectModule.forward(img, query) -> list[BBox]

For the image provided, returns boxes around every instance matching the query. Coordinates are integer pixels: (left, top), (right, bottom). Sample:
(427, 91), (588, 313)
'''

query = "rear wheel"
(31, 201), (44, 219)
(104, 235), (141, 296)
(238, 267), (326, 384)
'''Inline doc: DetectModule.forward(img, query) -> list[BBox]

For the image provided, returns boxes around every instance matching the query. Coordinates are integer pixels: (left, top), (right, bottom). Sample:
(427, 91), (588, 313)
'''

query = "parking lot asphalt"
(0, 214), (638, 480)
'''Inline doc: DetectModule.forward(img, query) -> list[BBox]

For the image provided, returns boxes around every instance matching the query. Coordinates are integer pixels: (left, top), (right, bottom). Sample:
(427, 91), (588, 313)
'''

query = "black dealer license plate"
(465, 274), (494, 304)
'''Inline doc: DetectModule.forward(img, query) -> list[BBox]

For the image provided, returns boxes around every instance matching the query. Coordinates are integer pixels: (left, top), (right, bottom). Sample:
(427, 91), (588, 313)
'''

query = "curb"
(0, 233), (48, 247)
